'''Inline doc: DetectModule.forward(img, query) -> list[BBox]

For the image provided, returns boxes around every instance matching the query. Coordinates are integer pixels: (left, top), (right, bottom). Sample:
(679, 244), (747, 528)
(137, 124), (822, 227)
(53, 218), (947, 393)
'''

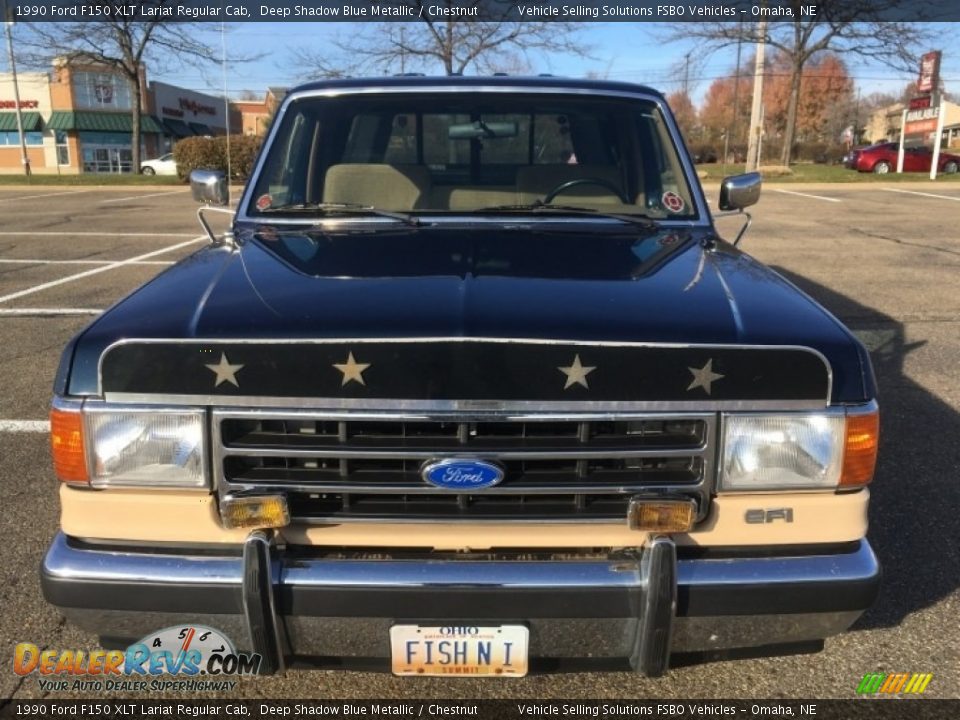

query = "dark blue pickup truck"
(43, 76), (880, 677)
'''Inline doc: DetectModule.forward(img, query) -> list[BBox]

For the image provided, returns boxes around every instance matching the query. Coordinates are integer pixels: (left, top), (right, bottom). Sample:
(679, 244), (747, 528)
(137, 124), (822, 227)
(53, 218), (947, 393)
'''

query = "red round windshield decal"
(661, 191), (685, 214)
(255, 194), (273, 211)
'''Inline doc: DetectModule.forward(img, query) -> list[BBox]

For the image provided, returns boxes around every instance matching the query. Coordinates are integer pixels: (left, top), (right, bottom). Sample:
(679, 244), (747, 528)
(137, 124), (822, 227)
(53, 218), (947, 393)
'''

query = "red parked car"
(846, 142), (960, 174)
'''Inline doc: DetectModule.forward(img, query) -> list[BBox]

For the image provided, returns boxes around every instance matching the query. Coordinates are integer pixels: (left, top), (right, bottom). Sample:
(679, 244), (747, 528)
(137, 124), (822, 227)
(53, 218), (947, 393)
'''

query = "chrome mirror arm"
(711, 209), (753, 247)
(733, 210), (752, 246)
(196, 206), (237, 247)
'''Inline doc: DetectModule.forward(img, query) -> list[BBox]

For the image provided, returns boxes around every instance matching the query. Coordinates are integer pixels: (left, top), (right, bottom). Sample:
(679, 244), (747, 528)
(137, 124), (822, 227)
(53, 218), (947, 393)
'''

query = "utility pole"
(399, 26), (406, 74)
(3, 12), (31, 177)
(730, 20), (744, 161)
(682, 51), (691, 97)
(756, 102), (765, 168)
(745, 20), (767, 172)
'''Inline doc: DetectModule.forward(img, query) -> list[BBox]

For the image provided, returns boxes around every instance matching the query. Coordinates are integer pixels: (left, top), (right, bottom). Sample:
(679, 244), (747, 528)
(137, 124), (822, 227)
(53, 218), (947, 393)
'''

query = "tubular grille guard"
(212, 409), (717, 524)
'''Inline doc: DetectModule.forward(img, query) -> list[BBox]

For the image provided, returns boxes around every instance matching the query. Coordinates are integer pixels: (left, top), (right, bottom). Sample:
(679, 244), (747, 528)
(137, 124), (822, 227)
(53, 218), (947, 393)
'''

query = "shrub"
(689, 143), (719, 164)
(173, 136), (221, 181)
(173, 134), (262, 182)
(226, 135), (262, 180)
(760, 141), (849, 166)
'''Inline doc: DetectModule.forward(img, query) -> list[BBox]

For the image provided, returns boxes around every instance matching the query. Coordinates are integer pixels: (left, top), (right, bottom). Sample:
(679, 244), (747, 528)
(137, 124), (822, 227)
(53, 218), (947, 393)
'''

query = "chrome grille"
(213, 410), (717, 523)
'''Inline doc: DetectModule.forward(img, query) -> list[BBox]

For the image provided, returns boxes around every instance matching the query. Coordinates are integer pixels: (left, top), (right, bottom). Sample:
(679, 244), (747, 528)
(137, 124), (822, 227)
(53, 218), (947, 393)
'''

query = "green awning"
(0, 112), (42, 132)
(143, 115), (165, 133)
(46, 111), (164, 133)
(188, 122), (213, 136)
(162, 119), (193, 138)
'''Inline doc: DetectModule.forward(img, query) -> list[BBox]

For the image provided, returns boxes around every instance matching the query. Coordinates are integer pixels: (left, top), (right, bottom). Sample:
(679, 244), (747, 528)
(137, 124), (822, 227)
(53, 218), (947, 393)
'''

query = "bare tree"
(19, 6), (224, 169)
(294, 14), (591, 78)
(661, 5), (930, 165)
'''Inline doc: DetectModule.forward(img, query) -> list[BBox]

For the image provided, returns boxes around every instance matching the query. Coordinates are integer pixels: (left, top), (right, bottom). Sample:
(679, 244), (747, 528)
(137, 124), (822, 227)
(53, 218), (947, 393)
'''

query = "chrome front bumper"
(41, 532), (880, 676)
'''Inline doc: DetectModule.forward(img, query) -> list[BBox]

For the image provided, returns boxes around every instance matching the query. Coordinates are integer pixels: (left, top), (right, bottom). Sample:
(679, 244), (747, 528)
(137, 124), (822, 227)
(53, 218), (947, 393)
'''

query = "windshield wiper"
(472, 203), (657, 228)
(258, 202), (420, 226)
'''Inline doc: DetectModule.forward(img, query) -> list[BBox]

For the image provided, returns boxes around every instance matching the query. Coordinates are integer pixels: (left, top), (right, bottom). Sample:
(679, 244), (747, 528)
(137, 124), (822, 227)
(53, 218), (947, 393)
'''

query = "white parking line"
(0, 259), (174, 266)
(98, 189), (190, 205)
(0, 231), (196, 237)
(0, 236), (205, 304)
(0, 189), (95, 203)
(0, 308), (102, 316)
(0, 420), (48, 432)
(771, 188), (842, 203)
(881, 188), (960, 202)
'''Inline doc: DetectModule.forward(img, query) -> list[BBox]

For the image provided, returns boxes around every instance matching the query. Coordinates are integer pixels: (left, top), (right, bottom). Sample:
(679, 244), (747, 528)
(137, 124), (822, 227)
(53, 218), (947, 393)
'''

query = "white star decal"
(205, 352), (244, 388)
(686, 358), (724, 395)
(333, 351), (371, 387)
(557, 354), (596, 390)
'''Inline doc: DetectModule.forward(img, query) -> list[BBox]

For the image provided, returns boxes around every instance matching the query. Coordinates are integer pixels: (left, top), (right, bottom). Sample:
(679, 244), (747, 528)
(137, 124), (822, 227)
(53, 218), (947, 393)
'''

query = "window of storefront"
(81, 146), (131, 173)
(55, 130), (69, 165)
(0, 130), (43, 145)
(78, 131), (142, 173)
(73, 72), (133, 111)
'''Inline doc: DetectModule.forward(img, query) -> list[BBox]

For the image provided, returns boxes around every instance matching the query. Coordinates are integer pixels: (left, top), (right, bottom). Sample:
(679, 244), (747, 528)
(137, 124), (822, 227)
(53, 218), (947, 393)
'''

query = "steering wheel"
(543, 177), (630, 205)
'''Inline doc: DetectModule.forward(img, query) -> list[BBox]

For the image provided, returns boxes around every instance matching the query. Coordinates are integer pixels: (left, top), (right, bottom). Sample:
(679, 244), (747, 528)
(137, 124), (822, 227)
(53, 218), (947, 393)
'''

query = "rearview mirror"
(719, 172), (762, 211)
(448, 121), (518, 140)
(190, 169), (228, 206)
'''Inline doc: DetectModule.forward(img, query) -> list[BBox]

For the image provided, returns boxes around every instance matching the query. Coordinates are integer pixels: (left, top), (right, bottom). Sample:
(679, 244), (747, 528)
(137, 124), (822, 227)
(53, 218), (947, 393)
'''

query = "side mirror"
(718, 172), (762, 211)
(190, 169), (228, 206)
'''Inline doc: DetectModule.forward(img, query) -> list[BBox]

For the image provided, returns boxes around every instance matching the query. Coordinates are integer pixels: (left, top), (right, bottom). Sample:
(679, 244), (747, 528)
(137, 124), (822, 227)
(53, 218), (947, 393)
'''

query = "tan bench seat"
(516, 165), (630, 205)
(432, 186), (518, 210)
(322, 164), (432, 210)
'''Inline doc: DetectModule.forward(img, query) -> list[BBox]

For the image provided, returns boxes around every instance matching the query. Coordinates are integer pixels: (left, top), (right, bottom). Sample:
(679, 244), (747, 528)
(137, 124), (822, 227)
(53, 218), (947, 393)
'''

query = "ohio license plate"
(389, 625), (529, 677)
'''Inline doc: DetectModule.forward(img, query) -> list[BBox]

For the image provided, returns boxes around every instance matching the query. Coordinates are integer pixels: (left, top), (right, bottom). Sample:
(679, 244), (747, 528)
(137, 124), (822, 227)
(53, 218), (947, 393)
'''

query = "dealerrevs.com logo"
(13, 625), (261, 692)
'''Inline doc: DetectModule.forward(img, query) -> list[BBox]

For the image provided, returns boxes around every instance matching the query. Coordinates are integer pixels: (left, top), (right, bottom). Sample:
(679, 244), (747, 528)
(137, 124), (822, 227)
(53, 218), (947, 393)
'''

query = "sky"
(3, 21), (957, 107)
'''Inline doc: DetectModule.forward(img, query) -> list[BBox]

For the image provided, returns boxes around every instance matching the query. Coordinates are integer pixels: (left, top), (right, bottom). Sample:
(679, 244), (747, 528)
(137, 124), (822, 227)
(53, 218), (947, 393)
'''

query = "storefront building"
(48, 60), (167, 174)
(150, 81), (238, 153)
(0, 72), (59, 174)
(0, 59), (236, 175)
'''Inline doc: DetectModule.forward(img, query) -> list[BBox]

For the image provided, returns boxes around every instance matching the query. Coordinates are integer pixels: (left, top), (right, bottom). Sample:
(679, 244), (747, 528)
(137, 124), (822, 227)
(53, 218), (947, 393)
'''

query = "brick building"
(0, 58), (236, 174)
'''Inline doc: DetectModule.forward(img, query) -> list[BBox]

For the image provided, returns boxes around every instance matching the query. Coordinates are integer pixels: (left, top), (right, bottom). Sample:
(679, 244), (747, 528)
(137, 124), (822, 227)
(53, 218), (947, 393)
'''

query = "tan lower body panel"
(60, 486), (868, 550)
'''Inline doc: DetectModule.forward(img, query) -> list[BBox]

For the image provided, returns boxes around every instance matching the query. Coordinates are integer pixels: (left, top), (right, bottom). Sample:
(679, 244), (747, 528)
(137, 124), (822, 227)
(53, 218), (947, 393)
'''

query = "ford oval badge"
(421, 459), (505, 491)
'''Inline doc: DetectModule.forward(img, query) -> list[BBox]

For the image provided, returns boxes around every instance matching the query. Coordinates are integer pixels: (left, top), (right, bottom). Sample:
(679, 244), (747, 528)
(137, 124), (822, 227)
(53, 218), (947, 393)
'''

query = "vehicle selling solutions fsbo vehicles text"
(516, 4), (748, 17)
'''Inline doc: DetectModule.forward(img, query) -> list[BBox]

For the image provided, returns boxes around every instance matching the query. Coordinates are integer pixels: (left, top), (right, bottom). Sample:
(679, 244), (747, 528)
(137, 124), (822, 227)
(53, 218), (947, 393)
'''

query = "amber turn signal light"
(50, 407), (88, 484)
(220, 495), (290, 529)
(840, 410), (879, 488)
(628, 498), (696, 532)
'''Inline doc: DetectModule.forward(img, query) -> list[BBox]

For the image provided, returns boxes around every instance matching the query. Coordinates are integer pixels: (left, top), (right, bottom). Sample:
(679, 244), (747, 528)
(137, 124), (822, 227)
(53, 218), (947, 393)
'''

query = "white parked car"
(139, 153), (177, 176)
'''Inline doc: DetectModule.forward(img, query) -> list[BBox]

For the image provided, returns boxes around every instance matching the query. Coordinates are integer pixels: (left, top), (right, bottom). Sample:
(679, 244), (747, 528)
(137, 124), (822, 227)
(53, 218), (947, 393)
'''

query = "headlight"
(85, 408), (207, 489)
(720, 414), (845, 490)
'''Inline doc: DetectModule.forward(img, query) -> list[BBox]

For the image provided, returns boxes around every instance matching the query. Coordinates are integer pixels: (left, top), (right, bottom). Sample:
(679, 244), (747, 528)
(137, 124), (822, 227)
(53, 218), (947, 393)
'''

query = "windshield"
(247, 92), (697, 220)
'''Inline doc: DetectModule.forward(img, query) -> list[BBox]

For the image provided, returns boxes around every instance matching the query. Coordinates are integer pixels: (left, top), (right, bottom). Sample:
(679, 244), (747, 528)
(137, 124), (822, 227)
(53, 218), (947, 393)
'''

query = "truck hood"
(64, 224), (871, 401)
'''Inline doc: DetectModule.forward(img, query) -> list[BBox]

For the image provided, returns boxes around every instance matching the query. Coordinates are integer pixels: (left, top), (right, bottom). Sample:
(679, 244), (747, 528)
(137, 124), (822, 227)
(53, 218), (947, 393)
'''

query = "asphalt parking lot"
(0, 181), (957, 701)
